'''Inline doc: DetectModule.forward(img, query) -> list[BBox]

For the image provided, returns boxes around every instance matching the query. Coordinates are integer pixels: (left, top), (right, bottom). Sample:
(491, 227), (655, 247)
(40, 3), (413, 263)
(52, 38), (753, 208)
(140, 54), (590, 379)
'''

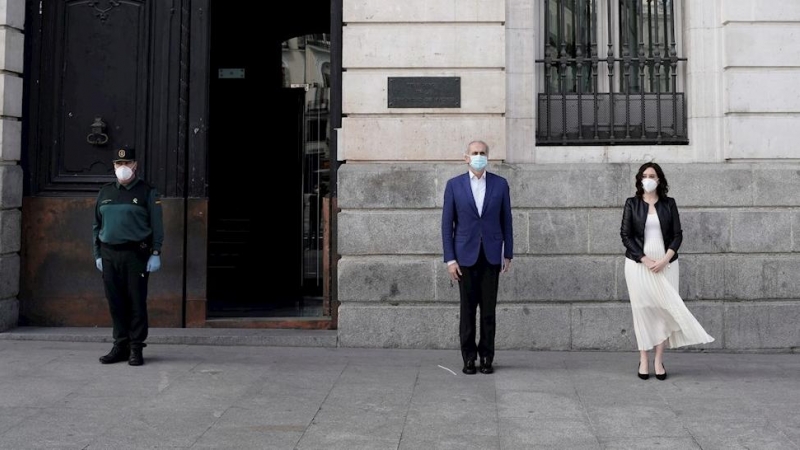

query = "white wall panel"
(343, 70), (505, 114)
(727, 70), (800, 113)
(340, 117), (505, 161)
(343, 24), (505, 68)
(723, 0), (800, 23)
(344, 0), (504, 23)
(727, 116), (800, 159)
(724, 25), (800, 68)
(0, 29), (23, 73)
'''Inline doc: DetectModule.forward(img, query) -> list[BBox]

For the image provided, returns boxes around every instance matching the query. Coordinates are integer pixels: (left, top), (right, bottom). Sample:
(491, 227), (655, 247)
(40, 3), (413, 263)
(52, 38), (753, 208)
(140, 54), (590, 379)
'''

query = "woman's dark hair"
(635, 162), (669, 198)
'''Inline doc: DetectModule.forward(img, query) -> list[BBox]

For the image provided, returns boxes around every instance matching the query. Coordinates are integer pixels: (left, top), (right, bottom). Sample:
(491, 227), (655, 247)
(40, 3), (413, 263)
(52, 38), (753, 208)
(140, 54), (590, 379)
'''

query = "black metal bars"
(536, 0), (688, 145)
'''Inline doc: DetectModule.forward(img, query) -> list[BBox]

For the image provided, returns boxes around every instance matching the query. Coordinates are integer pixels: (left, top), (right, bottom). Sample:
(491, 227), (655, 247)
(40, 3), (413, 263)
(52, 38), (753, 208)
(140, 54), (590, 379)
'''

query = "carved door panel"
(26, 0), (184, 195)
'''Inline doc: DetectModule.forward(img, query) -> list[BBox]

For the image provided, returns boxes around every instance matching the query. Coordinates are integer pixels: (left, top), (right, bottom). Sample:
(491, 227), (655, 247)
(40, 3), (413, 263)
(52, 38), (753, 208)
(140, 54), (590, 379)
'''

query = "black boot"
(128, 347), (144, 366)
(99, 345), (129, 364)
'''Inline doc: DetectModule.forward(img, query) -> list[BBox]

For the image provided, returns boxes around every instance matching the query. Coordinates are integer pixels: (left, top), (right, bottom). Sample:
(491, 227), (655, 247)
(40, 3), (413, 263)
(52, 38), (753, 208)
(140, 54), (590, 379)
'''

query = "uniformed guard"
(92, 146), (163, 366)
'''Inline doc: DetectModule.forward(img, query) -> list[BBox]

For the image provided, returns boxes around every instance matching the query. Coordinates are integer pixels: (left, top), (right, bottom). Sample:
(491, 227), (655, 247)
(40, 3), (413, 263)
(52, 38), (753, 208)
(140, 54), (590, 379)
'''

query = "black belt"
(101, 241), (144, 251)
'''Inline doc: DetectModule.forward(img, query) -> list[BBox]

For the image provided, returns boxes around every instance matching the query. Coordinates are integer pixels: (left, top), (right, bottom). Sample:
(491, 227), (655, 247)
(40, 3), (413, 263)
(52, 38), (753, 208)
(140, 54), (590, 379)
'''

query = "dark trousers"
(458, 247), (500, 364)
(100, 244), (150, 349)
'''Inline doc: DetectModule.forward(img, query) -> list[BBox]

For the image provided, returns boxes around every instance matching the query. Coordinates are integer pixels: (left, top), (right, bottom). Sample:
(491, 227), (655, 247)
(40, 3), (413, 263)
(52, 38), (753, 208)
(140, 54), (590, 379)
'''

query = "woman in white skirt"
(620, 162), (714, 380)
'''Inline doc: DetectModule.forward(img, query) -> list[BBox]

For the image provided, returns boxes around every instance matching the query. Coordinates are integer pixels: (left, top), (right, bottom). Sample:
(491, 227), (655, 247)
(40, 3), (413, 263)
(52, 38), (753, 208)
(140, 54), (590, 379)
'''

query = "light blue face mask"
(469, 155), (488, 171)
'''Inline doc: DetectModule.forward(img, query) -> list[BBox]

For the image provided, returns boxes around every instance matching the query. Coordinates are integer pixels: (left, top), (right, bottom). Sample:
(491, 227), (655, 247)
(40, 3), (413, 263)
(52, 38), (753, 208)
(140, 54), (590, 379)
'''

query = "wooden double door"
(19, 0), (335, 327)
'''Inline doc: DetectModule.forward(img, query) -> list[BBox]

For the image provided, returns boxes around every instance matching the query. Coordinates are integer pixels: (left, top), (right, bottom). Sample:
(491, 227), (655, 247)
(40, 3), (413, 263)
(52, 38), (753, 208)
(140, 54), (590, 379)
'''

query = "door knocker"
(87, 116), (109, 146)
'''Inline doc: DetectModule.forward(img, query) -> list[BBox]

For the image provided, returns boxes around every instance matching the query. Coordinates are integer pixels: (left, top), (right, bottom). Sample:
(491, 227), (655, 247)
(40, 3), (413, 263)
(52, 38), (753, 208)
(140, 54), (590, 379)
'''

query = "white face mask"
(115, 165), (134, 182)
(641, 178), (658, 193)
(469, 155), (488, 171)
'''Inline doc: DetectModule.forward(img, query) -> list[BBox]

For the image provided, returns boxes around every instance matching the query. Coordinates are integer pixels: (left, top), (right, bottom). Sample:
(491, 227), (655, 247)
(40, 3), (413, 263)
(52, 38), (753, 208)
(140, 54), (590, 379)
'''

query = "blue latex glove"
(95, 258), (103, 272)
(146, 255), (161, 272)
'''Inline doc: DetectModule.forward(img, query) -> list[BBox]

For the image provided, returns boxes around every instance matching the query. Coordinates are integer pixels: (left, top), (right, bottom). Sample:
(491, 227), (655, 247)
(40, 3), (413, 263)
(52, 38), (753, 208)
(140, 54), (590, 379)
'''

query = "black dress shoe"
(637, 362), (649, 380)
(462, 359), (477, 375)
(655, 364), (667, 380)
(99, 345), (129, 364)
(128, 348), (144, 366)
(479, 358), (494, 374)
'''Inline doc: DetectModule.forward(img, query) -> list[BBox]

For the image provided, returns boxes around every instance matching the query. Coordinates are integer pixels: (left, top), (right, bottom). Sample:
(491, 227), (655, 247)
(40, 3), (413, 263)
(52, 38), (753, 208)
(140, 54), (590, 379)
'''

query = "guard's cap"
(113, 146), (136, 162)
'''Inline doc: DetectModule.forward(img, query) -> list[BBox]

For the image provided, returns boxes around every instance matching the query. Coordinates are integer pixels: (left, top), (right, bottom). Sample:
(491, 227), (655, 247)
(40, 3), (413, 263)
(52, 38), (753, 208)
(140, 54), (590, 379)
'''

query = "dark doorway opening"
(206, 1), (332, 318)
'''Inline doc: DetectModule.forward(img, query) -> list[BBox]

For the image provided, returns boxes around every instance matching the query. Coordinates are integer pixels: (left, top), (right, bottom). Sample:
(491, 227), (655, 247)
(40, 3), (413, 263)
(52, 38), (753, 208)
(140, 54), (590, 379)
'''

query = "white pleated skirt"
(624, 236), (715, 351)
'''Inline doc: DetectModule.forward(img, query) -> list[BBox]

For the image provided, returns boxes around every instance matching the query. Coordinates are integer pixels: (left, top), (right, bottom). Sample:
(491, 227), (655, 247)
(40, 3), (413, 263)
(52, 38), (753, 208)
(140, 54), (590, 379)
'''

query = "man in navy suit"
(442, 140), (513, 375)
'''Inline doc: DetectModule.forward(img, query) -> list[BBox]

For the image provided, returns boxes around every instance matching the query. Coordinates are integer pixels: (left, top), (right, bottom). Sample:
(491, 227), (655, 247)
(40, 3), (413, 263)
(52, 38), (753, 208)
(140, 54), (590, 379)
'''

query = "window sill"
(528, 144), (695, 164)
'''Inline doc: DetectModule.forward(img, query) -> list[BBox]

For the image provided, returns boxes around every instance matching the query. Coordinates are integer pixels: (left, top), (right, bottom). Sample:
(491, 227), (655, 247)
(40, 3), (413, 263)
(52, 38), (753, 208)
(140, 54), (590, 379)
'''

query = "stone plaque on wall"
(387, 77), (461, 108)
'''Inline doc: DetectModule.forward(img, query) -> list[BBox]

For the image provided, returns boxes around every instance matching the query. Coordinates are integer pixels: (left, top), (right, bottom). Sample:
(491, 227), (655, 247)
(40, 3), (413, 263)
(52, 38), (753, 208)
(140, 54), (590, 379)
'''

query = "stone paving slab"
(0, 339), (798, 449)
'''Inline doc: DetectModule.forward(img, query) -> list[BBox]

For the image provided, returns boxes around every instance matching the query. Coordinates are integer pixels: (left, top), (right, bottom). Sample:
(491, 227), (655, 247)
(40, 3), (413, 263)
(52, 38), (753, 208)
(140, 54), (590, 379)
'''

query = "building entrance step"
(0, 326), (338, 347)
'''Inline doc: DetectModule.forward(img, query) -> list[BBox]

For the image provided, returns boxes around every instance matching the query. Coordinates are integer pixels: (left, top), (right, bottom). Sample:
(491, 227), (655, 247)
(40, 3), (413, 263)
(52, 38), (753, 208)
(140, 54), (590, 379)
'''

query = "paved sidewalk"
(0, 335), (798, 449)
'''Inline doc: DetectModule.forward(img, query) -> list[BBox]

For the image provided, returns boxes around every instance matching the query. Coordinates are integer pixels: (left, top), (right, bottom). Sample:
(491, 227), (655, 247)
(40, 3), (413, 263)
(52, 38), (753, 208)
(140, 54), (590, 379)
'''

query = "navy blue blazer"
(442, 171), (513, 267)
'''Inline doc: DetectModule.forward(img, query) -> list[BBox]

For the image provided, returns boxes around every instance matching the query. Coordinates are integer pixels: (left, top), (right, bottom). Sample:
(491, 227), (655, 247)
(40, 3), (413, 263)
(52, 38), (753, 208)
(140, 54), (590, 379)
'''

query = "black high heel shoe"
(637, 362), (649, 380)
(655, 364), (667, 380)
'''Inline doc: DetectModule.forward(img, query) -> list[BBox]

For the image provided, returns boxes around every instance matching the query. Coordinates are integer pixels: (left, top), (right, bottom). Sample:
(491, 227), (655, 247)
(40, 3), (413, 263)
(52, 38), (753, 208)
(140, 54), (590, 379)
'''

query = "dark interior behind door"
(207, 2), (329, 316)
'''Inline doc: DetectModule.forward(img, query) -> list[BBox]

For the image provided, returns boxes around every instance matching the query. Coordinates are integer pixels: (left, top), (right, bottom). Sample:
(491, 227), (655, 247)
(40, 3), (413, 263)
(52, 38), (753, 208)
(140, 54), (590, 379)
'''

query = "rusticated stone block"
(0, 297), (18, 331)
(495, 304), (571, 350)
(0, 0), (25, 29)
(724, 256), (800, 299)
(731, 211), (792, 253)
(589, 209), (625, 255)
(338, 211), (440, 255)
(725, 302), (800, 349)
(679, 255), (726, 300)
(0, 208), (20, 254)
(753, 165), (800, 206)
(0, 118), (21, 161)
(0, 28), (23, 73)
(0, 165), (22, 208)
(510, 164), (630, 208)
(571, 303), (637, 351)
(0, 253), (19, 298)
(337, 164), (437, 209)
(0, 74), (22, 117)
(337, 303), (572, 350)
(338, 257), (435, 302)
(680, 209), (730, 254)
(794, 211), (800, 252)
(500, 256), (616, 301)
(338, 304), (459, 349)
(665, 164), (753, 207)
(529, 210), (588, 254)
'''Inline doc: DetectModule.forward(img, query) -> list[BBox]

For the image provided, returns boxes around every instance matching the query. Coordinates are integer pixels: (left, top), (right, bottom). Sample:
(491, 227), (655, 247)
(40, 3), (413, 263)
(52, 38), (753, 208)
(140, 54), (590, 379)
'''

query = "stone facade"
(0, 0), (23, 332)
(337, 162), (800, 350)
(1, 0), (798, 350)
(336, 0), (800, 350)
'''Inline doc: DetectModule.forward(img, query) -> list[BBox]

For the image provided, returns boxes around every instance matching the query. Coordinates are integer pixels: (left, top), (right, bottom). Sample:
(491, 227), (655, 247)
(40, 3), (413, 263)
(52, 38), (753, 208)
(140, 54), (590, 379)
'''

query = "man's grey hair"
(465, 140), (490, 155)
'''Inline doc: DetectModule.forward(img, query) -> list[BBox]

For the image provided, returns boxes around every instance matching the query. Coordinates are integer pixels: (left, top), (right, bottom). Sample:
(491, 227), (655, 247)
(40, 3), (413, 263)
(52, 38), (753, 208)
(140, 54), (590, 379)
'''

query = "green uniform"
(93, 178), (163, 259)
(92, 178), (163, 349)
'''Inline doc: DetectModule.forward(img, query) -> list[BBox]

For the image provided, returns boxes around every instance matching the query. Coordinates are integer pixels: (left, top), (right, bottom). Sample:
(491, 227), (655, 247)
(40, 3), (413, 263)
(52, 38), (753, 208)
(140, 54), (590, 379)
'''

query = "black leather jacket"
(620, 196), (683, 263)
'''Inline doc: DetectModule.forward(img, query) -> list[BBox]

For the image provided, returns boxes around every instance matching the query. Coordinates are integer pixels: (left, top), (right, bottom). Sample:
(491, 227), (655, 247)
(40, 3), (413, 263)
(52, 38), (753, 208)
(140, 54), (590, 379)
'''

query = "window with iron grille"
(536, 0), (687, 145)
